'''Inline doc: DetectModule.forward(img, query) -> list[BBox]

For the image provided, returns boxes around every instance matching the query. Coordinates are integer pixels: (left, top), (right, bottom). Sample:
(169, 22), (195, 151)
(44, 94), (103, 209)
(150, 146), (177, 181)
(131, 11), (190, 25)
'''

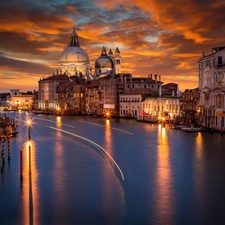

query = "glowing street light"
(104, 111), (111, 119)
(27, 119), (31, 140)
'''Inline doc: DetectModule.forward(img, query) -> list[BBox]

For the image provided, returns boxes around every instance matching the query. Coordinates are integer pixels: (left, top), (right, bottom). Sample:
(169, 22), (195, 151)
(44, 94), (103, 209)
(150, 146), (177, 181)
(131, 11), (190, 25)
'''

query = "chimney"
(159, 75), (161, 82)
(202, 52), (205, 57)
(154, 74), (157, 83)
(151, 74), (152, 79)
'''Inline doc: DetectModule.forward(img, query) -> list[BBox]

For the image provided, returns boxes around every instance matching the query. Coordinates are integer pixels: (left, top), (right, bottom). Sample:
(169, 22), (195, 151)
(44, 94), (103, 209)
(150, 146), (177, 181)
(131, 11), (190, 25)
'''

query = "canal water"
(1, 112), (225, 225)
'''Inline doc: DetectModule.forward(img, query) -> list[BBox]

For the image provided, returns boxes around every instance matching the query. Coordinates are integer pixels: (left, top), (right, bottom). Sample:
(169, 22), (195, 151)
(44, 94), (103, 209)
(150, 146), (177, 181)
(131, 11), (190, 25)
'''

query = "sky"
(0, 0), (225, 92)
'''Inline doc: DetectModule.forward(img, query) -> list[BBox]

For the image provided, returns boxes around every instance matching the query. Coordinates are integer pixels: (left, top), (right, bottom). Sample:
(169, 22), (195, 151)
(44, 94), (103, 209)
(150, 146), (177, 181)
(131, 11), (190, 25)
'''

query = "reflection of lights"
(161, 127), (166, 139)
(195, 132), (203, 159)
(21, 139), (39, 225)
(106, 119), (110, 126)
(57, 116), (61, 123)
(153, 125), (174, 224)
(162, 117), (165, 121)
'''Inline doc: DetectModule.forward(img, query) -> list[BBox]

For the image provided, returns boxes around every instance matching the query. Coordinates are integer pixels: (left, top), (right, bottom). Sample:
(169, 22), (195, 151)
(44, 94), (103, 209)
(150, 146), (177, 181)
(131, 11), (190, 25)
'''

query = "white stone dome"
(59, 46), (89, 63)
(58, 28), (91, 78)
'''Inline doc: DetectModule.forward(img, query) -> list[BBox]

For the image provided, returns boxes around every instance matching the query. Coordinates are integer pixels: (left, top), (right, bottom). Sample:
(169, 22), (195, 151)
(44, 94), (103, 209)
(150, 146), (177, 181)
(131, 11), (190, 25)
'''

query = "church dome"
(58, 28), (91, 78)
(59, 46), (89, 63)
(59, 28), (89, 64)
(95, 46), (114, 69)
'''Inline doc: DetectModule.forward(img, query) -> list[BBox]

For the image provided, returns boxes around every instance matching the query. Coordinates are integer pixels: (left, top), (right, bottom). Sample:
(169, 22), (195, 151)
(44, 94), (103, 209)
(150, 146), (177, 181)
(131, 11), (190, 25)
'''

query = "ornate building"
(199, 46), (225, 130)
(38, 74), (70, 110)
(38, 28), (167, 117)
(181, 88), (200, 125)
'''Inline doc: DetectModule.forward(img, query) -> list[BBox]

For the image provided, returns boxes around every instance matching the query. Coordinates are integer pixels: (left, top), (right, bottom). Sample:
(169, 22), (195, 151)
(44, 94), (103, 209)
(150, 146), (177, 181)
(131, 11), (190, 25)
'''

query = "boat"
(181, 127), (206, 132)
(33, 110), (44, 114)
(137, 115), (158, 123)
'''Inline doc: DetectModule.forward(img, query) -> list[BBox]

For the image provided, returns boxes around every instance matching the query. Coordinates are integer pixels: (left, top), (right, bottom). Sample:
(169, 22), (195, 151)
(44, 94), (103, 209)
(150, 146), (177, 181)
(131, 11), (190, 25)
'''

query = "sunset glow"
(1, 0), (224, 92)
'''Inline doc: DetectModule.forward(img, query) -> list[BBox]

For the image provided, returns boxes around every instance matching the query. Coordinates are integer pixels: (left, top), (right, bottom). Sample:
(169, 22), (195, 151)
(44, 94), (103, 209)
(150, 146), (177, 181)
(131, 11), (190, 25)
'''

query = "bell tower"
(114, 47), (121, 74)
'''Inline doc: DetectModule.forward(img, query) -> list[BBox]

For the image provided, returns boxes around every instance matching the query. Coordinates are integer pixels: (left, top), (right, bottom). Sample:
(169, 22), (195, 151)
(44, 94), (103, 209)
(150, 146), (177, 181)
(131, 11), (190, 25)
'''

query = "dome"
(95, 55), (114, 68)
(59, 46), (89, 63)
(58, 28), (91, 78)
(95, 46), (114, 69)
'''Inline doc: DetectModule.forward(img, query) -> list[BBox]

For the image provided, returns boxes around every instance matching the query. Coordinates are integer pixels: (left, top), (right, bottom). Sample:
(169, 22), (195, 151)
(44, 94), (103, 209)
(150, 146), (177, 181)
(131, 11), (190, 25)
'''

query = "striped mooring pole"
(1, 136), (5, 166)
(7, 133), (10, 161)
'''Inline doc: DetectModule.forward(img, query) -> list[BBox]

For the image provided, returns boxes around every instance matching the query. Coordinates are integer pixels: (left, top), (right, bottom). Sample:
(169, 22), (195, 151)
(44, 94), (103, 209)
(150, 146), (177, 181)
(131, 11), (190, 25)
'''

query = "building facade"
(142, 97), (181, 120)
(119, 90), (143, 118)
(199, 46), (225, 130)
(38, 74), (70, 110)
(6, 89), (34, 110)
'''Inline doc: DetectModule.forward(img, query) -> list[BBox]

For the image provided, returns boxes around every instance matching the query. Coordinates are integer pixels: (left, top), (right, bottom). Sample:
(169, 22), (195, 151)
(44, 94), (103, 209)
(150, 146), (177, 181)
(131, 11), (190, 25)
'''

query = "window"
(217, 94), (222, 108)
(218, 56), (222, 65)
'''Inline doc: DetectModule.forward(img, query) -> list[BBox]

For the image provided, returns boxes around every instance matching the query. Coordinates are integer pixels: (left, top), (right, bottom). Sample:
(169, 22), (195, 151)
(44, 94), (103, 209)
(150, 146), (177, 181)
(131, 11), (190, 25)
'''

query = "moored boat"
(181, 127), (206, 132)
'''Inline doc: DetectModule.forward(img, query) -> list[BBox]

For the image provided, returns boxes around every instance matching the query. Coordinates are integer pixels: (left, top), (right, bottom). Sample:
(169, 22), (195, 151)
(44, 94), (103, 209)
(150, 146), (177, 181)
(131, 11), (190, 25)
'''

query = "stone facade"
(199, 46), (225, 130)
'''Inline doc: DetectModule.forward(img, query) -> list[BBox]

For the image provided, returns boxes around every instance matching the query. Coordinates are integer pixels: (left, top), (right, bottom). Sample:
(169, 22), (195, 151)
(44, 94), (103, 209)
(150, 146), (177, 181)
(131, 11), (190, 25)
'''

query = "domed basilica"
(58, 28), (121, 79)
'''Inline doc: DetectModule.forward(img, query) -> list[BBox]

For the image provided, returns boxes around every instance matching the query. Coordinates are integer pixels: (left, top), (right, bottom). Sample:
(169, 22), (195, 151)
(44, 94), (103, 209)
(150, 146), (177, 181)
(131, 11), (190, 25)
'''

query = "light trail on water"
(45, 126), (125, 181)
(80, 121), (133, 135)
(33, 117), (75, 128)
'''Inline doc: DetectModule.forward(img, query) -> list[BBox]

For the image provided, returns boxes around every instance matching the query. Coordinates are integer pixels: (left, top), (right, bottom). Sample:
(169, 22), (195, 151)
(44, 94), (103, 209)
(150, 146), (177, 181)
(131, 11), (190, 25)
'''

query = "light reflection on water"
(102, 119), (125, 224)
(19, 140), (40, 225)
(152, 125), (175, 225)
(194, 132), (205, 213)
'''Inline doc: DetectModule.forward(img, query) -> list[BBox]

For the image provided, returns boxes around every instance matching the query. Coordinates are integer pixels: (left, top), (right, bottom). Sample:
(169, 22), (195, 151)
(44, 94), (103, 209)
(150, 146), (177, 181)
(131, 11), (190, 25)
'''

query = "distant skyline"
(0, 0), (225, 92)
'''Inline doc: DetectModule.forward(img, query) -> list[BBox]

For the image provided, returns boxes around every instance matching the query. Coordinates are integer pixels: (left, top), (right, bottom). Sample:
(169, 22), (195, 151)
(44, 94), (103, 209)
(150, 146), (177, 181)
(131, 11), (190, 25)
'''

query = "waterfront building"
(86, 80), (100, 115)
(199, 46), (225, 130)
(56, 76), (87, 115)
(214, 65), (225, 129)
(141, 96), (181, 121)
(182, 88), (200, 124)
(38, 74), (70, 110)
(98, 73), (132, 116)
(6, 89), (34, 110)
(119, 89), (144, 118)
(119, 82), (181, 120)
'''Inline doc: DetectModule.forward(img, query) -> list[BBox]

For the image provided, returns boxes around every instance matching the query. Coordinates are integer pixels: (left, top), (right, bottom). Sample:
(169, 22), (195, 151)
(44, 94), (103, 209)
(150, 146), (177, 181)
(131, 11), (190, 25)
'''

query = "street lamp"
(27, 119), (31, 140)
